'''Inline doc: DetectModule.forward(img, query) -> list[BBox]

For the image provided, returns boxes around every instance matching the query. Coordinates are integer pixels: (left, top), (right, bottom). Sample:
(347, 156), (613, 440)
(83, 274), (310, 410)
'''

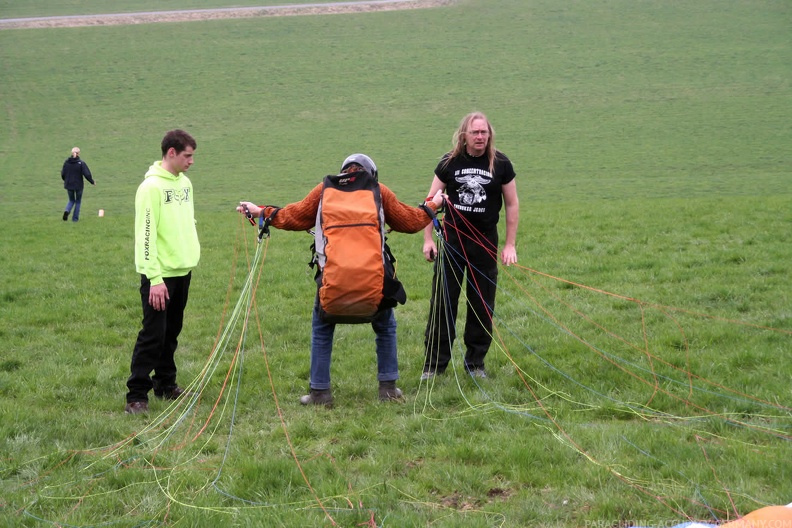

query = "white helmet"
(340, 153), (377, 179)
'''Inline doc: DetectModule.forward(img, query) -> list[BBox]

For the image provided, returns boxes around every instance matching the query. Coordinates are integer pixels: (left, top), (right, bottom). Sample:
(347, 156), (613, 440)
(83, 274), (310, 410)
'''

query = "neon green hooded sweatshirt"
(134, 161), (200, 285)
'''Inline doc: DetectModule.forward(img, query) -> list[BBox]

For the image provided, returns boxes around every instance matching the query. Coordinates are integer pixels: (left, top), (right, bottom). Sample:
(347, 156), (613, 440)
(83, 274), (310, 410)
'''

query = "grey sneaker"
(469, 368), (488, 379)
(420, 370), (435, 381)
(299, 388), (333, 407)
(379, 381), (404, 402)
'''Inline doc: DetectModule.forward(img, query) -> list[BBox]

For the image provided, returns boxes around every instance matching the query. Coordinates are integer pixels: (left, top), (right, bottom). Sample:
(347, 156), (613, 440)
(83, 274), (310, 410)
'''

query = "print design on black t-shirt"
(454, 168), (491, 212)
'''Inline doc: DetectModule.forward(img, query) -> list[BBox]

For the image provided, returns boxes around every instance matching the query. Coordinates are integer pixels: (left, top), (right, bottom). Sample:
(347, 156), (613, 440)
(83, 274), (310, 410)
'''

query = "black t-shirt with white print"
(434, 150), (516, 234)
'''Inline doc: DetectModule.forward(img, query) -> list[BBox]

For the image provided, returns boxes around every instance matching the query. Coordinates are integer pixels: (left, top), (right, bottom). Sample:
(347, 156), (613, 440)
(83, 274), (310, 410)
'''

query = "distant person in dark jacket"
(61, 147), (95, 222)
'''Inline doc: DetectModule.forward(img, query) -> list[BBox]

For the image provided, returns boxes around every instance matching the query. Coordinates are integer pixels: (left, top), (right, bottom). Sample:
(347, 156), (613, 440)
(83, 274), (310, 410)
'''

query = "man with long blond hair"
(421, 112), (519, 380)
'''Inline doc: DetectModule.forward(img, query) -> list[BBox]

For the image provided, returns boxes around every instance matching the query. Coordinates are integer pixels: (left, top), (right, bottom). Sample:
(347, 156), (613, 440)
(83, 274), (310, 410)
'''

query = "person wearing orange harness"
(238, 154), (444, 407)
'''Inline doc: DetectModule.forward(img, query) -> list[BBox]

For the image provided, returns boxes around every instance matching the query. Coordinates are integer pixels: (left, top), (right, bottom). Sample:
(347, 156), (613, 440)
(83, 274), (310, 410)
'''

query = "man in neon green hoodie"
(125, 129), (201, 414)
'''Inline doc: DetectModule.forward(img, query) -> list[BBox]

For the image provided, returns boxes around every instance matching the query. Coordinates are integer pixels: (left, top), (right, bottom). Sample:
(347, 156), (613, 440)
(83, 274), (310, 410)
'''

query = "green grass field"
(1, 1), (790, 526)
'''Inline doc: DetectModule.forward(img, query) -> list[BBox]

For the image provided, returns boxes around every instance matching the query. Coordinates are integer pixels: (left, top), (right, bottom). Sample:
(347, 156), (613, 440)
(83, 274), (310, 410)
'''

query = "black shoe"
(125, 401), (148, 414)
(154, 386), (191, 400)
(62, 211), (69, 221)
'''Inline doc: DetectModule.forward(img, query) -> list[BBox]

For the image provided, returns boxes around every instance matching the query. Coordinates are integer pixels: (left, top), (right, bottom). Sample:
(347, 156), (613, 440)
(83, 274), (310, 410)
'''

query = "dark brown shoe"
(154, 386), (191, 400)
(125, 401), (148, 414)
(299, 388), (333, 407)
(379, 381), (404, 402)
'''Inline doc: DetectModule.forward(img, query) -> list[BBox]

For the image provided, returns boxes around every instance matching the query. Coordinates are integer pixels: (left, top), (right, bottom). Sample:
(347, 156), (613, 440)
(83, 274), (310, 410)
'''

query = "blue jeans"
(65, 189), (83, 221)
(309, 296), (399, 390)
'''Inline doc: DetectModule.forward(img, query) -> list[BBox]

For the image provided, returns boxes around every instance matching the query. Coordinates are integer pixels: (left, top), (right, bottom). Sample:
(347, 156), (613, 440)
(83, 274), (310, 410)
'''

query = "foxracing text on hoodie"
(134, 161), (200, 285)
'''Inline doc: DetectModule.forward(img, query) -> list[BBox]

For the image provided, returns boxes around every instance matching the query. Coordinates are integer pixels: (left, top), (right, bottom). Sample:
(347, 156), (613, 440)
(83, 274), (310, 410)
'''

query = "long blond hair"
(443, 112), (496, 175)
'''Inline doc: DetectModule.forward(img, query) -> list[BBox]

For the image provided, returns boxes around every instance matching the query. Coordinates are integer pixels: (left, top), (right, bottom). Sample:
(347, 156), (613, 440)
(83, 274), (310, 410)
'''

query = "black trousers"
(126, 273), (191, 403)
(424, 227), (498, 373)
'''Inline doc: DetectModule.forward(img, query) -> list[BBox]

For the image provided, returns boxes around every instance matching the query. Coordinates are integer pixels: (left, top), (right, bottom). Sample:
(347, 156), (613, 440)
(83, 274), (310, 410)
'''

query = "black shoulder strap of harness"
(419, 202), (444, 239)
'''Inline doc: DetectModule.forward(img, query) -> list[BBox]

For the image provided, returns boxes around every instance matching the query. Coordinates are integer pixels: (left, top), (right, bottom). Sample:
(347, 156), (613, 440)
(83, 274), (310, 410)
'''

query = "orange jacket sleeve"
(260, 181), (437, 233)
(259, 183), (322, 232)
(380, 184), (438, 234)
